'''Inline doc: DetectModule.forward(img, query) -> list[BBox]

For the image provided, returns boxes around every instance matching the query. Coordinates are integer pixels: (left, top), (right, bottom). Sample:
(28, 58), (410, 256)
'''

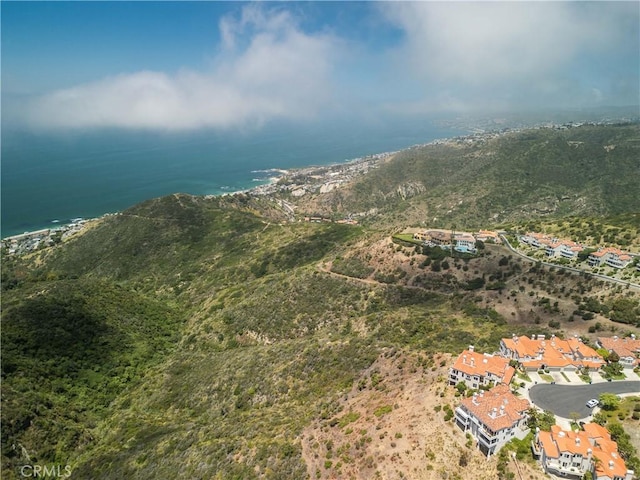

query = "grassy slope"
(1, 194), (514, 479)
(2, 124), (640, 479)
(310, 123), (640, 229)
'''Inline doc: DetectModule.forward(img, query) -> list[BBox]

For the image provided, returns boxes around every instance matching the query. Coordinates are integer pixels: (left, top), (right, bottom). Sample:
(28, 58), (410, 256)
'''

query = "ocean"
(1, 117), (464, 238)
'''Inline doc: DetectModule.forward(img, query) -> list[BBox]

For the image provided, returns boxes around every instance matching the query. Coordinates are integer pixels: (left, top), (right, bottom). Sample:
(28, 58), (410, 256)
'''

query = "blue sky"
(2, 1), (638, 131)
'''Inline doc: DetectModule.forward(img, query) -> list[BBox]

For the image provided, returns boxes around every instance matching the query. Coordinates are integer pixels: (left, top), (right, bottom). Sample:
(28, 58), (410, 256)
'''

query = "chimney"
(609, 460), (614, 469)
(470, 357), (475, 367)
(576, 438), (581, 446)
(539, 335), (545, 340)
(469, 345), (475, 352)
(463, 355), (467, 365)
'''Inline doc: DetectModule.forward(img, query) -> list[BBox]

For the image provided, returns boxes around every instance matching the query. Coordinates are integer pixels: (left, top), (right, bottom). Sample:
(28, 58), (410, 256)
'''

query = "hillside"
(2, 124), (640, 479)
(287, 123), (640, 229)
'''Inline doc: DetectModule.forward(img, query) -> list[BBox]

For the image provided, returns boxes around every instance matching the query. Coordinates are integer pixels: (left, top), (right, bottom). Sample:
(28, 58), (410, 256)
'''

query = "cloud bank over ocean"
(10, 2), (640, 131)
(24, 7), (338, 131)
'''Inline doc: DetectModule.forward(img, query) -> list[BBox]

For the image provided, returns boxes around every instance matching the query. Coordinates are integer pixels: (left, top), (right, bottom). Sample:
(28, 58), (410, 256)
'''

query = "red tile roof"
(538, 424), (630, 480)
(451, 350), (515, 384)
(502, 335), (604, 369)
(459, 384), (529, 432)
(598, 336), (640, 364)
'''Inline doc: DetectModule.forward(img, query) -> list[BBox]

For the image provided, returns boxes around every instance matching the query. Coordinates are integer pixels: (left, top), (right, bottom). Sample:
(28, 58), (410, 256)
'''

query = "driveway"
(529, 381), (640, 419)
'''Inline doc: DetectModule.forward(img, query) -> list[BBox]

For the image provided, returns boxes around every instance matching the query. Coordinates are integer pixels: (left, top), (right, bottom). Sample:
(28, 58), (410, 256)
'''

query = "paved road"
(529, 381), (640, 419)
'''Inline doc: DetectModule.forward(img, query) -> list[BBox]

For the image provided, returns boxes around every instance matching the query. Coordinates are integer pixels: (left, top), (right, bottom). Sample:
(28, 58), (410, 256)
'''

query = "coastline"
(0, 147), (397, 243)
(4, 118), (630, 243)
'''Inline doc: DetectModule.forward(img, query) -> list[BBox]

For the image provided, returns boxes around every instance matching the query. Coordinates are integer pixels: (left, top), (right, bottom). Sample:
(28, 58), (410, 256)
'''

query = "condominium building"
(454, 384), (530, 457)
(533, 424), (634, 480)
(588, 248), (634, 269)
(500, 334), (604, 371)
(597, 335), (640, 367)
(449, 347), (515, 390)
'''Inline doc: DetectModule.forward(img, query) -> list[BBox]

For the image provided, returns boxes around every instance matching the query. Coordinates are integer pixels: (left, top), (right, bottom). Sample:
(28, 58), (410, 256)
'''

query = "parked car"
(586, 398), (599, 408)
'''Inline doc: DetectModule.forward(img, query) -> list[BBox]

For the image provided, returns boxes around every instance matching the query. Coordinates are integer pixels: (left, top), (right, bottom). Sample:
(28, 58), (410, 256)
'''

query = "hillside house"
(533, 424), (634, 480)
(500, 334), (604, 371)
(475, 230), (501, 243)
(588, 248), (633, 269)
(449, 347), (515, 389)
(597, 336), (640, 367)
(520, 232), (555, 249)
(454, 384), (530, 457)
(454, 233), (477, 253)
(545, 240), (584, 259)
(427, 229), (452, 246)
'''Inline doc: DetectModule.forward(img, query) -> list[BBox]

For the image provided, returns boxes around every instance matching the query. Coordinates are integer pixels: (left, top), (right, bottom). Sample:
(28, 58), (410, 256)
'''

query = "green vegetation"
(374, 405), (393, 417)
(1, 280), (182, 473)
(330, 256), (374, 279)
(337, 124), (640, 228)
(527, 408), (556, 431)
(599, 393), (621, 411)
(2, 124), (640, 479)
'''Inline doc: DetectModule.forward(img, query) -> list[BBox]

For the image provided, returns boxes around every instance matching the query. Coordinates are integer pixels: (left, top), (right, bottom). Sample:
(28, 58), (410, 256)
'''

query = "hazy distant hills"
(300, 123), (640, 229)
(2, 123), (639, 479)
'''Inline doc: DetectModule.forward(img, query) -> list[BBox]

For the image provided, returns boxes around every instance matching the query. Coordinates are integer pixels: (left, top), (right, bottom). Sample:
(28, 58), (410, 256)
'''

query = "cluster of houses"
(412, 229), (501, 254)
(520, 232), (637, 271)
(448, 335), (638, 479)
(500, 334), (605, 371)
(1, 217), (98, 256)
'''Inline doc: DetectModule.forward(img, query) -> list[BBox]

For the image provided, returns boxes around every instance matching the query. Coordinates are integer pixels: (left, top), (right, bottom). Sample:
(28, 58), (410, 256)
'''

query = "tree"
(599, 393), (620, 411)
(527, 408), (556, 431)
(592, 412), (607, 426)
(578, 248), (597, 262)
(601, 361), (623, 379)
(608, 351), (620, 363)
(569, 411), (581, 426)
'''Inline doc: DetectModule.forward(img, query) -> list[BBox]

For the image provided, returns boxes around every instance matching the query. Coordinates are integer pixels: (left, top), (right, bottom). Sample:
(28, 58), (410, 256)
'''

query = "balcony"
(477, 427), (497, 446)
(543, 459), (586, 480)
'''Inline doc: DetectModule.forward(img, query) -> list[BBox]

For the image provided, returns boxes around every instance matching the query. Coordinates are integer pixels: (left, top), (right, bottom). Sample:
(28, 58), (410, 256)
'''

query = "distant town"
(1, 213), (117, 256)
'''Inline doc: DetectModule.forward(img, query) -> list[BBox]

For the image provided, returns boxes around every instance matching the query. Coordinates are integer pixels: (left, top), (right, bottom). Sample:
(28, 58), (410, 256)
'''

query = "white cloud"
(25, 5), (338, 131)
(380, 2), (639, 111)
